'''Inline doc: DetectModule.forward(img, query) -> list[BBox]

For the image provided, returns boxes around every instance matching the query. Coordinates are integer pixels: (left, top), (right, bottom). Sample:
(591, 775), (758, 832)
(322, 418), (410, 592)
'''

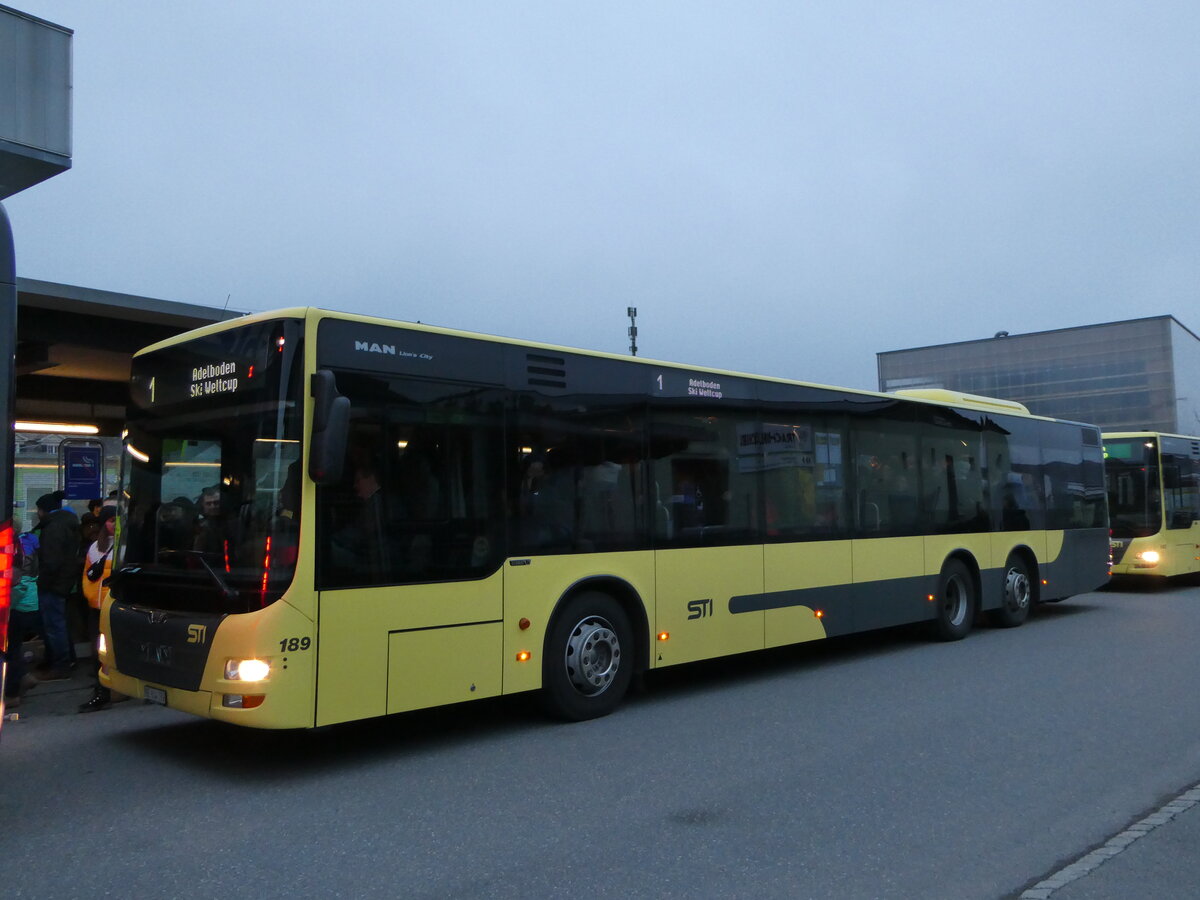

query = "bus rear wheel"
(541, 591), (635, 721)
(933, 559), (975, 641)
(989, 555), (1032, 628)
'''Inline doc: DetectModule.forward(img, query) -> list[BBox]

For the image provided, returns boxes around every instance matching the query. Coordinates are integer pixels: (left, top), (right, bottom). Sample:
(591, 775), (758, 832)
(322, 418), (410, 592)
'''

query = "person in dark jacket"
(35, 491), (80, 680)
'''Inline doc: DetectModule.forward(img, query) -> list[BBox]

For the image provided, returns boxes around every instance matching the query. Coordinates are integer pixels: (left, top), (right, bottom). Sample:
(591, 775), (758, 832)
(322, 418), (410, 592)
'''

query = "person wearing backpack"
(4, 531), (42, 709)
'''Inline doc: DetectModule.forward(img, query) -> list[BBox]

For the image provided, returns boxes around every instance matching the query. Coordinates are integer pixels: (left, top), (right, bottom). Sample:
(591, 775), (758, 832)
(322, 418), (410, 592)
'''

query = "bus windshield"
(115, 319), (305, 613)
(1104, 437), (1161, 538)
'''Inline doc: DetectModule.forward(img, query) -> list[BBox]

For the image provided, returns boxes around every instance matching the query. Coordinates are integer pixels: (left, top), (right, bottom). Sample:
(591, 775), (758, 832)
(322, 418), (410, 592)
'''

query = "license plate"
(144, 686), (167, 705)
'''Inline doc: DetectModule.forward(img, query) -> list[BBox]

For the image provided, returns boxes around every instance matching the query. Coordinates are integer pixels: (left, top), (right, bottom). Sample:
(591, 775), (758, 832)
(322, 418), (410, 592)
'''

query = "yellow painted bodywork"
(316, 574), (502, 726)
(315, 551), (657, 727)
(763, 541), (847, 647)
(1110, 531), (1200, 578)
(501, 551), (654, 696)
(654, 546), (764, 666)
(387, 623), (502, 714)
(100, 591), (318, 728)
(101, 528), (1078, 728)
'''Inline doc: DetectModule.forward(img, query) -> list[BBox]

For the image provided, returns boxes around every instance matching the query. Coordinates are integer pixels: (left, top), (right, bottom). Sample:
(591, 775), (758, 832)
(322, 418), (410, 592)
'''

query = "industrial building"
(877, 316), (1200, 433)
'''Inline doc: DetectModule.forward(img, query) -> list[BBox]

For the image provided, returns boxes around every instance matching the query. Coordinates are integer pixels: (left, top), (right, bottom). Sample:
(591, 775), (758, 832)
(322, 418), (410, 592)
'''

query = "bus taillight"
(0, 521), (13, 654)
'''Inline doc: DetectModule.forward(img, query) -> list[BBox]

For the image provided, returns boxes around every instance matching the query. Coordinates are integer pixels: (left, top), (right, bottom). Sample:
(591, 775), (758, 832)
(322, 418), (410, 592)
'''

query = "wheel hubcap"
(1006, 567), (1030, 612)
(564, 616), (621, 696)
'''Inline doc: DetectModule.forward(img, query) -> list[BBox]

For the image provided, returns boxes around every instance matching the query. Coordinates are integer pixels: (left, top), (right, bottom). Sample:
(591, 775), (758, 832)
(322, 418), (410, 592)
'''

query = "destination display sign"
(130, 318), (301, 410)
(189, 361), (241, 398)
(649, 368), (756, 402)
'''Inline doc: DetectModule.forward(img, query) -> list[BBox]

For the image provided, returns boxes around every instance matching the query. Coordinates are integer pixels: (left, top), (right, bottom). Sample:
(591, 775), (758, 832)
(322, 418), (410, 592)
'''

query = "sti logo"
(355, 340), (396, 355)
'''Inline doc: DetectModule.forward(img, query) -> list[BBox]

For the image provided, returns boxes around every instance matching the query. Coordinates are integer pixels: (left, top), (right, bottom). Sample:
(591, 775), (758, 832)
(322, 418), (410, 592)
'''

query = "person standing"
(3, 531), (42, 708)
(34, 490), (80, 681)
(78, 505), (116, 712)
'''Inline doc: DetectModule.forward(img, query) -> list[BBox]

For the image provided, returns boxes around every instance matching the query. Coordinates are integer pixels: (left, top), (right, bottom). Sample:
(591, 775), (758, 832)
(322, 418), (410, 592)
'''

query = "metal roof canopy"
(0, 4), (72, 199)
(16, 278), (244, 434)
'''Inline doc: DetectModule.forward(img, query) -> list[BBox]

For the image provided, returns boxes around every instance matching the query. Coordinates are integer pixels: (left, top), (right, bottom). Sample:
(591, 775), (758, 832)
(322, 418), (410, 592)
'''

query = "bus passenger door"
(313, 375), (508, 726)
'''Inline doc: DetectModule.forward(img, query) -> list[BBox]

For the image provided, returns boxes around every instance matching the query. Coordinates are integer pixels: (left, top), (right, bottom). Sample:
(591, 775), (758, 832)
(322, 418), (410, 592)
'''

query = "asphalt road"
(4, 580), (1200, 899)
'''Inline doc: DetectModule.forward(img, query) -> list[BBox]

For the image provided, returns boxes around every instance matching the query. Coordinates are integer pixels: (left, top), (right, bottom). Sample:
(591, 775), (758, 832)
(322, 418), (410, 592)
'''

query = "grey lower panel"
(1041, 528), (1110, 600)
(728, 529), (1108, 637)
(730, 574), (942, 638)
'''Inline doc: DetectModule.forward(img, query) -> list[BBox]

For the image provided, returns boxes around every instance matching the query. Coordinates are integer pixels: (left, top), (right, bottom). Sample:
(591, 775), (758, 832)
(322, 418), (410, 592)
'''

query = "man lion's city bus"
(101, 308), (1110, 729)
(1104, 432), (1200, 579)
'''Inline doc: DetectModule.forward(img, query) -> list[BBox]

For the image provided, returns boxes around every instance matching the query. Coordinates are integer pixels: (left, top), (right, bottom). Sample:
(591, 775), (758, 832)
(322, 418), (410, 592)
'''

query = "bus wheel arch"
(540, 579), (645, 721)
(933, 553), (978, 641)
(989, 548), (1037, 628)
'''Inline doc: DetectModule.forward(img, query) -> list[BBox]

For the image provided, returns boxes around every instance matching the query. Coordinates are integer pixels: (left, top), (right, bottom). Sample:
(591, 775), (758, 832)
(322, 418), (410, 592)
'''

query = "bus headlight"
(1136, 550), (1161, 566)
(225, 658), (271, 682)
(97, 633), (107, 655)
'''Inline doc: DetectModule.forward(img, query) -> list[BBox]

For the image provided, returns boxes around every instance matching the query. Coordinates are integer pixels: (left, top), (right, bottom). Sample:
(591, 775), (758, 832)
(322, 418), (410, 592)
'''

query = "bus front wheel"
(542, 591), (635, 721)
(933, 559), (975, 641)
(989, 555), (1032, 628)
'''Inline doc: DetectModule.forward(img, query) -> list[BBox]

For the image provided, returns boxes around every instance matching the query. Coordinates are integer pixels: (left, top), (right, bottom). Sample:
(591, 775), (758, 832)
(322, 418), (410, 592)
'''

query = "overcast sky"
(7, 1), (1200, 390)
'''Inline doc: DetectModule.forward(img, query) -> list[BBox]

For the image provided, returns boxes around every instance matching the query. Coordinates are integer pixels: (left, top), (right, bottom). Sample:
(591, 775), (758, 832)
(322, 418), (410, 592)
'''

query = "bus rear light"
(516, 650), (531, 662)
(225, 658), (271, 682)
(222, 694), (265, 709)
(0, 521), (13, 653)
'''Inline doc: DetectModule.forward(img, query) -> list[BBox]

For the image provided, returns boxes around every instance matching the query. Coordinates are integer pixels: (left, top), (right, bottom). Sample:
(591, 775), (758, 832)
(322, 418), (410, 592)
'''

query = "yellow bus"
(1104, 432), (1200, 579)
(101, 308), (1110, 728)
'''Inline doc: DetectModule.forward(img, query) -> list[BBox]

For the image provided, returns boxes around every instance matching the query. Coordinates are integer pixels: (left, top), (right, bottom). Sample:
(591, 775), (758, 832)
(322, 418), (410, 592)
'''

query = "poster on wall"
(61, 441), (103, 501)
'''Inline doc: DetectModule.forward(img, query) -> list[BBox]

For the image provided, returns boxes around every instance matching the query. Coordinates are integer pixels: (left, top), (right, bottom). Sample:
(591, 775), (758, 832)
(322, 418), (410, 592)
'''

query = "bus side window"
(650, 407), (760, 547)
(850, 423), (918, 536)
(1163, 454), (1197, 528)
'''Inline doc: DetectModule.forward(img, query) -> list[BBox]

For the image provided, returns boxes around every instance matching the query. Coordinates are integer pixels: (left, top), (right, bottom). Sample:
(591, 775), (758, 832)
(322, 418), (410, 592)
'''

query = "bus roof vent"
(526, 353), (567, 389)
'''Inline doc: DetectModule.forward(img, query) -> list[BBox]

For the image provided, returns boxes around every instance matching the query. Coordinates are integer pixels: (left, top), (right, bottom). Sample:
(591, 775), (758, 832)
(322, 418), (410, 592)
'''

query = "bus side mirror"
(309, 370), (349, 484)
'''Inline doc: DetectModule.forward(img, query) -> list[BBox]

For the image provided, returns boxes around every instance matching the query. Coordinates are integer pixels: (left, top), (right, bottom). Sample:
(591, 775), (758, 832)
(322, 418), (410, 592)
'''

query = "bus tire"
(989, 555), (1032, 628)
(541, 591), (634, 721)
(933, 558), (975, 641)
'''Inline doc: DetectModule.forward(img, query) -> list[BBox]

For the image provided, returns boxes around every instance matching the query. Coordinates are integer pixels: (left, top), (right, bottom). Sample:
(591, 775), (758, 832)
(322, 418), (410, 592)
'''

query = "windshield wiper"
(186, 550), (241, 604)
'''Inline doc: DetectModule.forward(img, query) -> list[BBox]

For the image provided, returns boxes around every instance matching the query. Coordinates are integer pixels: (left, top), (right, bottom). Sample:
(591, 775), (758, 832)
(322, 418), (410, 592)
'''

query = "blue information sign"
(63, 445), (103, 500)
